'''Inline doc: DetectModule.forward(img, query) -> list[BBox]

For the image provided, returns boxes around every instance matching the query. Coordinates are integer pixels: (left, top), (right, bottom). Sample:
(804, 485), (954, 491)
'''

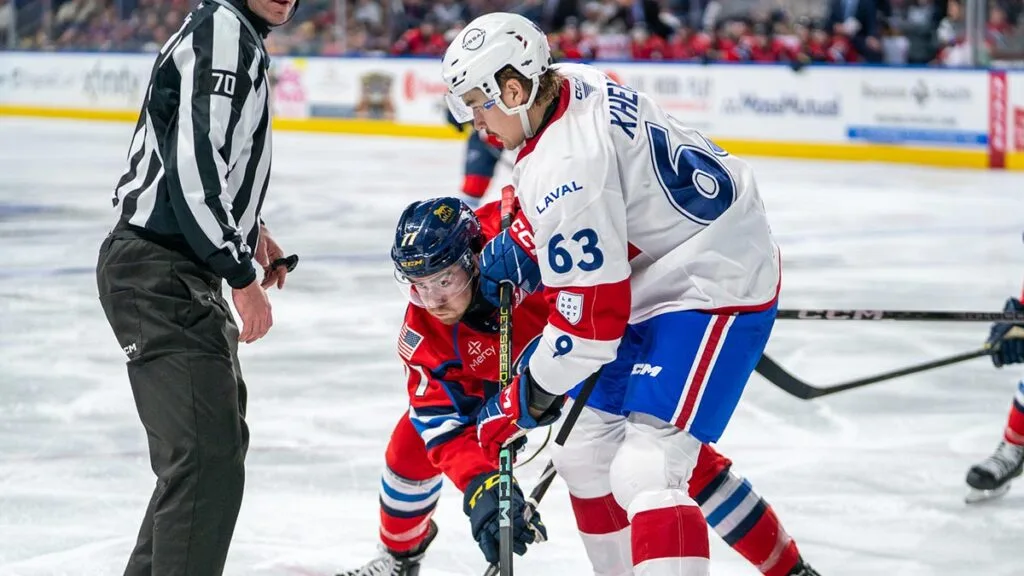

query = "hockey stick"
(776, 308), (1024, 322)
(481, 461), (558, 576)
(554, 370), (601, 446)
(481, 372), (598, 576)
(495, 185), (517, 576)
(755, 347), (993, 400)
(482, 372), (603, 575)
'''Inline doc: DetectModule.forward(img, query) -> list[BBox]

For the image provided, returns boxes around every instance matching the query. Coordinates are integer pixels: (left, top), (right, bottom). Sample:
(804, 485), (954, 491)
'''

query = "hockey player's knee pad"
(550, 406), (625, 498)
(609, 414), (701, 512)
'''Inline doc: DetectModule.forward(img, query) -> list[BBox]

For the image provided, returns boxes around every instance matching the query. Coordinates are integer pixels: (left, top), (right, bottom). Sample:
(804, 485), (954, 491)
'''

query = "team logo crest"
(433, 204), (455, 223)
(556, 291), (584, 325)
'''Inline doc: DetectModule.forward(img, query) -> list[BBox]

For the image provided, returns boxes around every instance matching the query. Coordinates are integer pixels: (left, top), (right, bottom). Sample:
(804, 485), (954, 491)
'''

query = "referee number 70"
(211, 71), (237, 97)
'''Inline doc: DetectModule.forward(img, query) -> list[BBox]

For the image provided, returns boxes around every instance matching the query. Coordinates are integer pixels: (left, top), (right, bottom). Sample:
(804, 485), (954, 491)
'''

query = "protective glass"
(395, 260), (475, 309)
(446, 92), (496, 124)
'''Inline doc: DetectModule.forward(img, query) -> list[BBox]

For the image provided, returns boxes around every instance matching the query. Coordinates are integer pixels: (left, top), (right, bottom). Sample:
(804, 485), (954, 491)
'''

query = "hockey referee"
(95, 0), (296, 574)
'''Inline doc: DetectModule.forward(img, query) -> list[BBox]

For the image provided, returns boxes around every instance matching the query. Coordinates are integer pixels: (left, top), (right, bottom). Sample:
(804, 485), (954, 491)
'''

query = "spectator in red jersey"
(827, 26), (858, 61)
(666, 25), (704, 60)
(743, 22), (785, 61)
(391, 14), (449, 56)
(630, 22), (670, 59)
(802, 19), (833, 61)
(707, 19), (743, 62)
(551, 17), (591, 59)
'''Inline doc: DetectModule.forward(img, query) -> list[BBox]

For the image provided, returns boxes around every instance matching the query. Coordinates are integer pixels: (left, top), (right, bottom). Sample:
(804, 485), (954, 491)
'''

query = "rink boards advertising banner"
(0, 52), (152, 110)
(1, 51), (1023, 170)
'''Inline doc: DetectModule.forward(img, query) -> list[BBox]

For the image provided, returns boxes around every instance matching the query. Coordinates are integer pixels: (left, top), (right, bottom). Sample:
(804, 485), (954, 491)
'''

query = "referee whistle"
(270, 254), (299, 273)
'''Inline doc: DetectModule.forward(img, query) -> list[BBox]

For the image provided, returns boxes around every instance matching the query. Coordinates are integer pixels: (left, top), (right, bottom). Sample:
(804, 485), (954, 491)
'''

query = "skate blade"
(965, 483), (1011, 504)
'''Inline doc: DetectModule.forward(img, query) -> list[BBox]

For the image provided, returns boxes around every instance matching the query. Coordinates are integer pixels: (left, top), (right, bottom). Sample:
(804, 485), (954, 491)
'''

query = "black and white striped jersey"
(111, 0), (272, 289)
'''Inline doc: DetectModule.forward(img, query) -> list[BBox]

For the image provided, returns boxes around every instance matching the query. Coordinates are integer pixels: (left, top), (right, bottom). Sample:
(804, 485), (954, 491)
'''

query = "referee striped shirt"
(112, 0), (272, 289)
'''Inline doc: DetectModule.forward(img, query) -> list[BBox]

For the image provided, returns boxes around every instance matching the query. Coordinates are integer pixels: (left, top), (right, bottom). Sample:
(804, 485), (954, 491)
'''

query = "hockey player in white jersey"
(442, 12), (795, 576)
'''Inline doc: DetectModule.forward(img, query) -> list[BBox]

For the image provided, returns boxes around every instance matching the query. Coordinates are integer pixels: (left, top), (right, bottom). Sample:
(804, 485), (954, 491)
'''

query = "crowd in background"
(1, 0), (1022, 65)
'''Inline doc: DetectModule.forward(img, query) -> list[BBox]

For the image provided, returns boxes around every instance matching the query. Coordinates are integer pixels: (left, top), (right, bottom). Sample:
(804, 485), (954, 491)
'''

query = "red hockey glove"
(476, 371), (563, 461)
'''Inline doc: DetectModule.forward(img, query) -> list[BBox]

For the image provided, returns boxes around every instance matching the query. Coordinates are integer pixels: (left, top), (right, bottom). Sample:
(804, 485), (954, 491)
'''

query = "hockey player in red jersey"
(339, 197), (550, 576)
(965, 294), (1024, 503)
(337, 197), (820, 576)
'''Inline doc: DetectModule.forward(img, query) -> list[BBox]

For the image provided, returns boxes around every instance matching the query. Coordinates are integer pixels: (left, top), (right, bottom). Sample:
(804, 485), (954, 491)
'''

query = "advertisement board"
(989, 70), (1007, 168)
(1007, 71), (1024, 152)
(845, 68), (989, 148)
(269, 57), (311, 119)
(0, 52), (152, 111)
(1004, 70), (1024, 169)
(0, 52), (1017, 169)
(297, 57), (450, 125)
(711, 66), (848, 142)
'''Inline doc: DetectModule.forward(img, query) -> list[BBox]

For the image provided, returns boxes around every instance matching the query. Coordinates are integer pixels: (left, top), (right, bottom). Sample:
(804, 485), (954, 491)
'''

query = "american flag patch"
(398, 324), (423, 360)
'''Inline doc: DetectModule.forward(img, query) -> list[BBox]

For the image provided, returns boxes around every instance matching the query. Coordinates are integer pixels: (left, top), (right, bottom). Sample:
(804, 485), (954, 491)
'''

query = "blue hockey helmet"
(391, 197), (482, 280)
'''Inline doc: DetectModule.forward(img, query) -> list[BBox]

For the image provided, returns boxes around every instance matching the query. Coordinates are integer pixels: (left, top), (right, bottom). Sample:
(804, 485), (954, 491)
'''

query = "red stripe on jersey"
(704, 255), (782, 315)
(462, 174), (490, 198)
(627, 242), (642, 261)
(546, 278), (631, 341)
(569, 493), (630, 535)
(516, 79), (572, 164)
(631, 504), (709, 564)
(674, 315), (730, 429)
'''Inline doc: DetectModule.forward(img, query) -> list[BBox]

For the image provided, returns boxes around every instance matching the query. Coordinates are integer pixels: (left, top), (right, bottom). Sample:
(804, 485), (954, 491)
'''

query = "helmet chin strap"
(499, 80), (540, 140)
(519, 109), (535, 139)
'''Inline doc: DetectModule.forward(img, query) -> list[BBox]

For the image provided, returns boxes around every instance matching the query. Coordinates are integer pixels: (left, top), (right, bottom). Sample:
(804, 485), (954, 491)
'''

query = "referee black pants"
(96, 230), (249, 576)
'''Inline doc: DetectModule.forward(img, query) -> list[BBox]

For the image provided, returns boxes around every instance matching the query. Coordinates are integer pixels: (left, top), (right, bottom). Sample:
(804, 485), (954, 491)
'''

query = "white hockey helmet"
(442, 12), (553, 138)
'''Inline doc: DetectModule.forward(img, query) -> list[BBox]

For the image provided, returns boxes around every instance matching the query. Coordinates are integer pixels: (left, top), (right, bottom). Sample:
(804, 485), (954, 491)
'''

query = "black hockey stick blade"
(756, 348), (993, 400)
(776, 308), (1024, 322)
(554, 369), (602, 447)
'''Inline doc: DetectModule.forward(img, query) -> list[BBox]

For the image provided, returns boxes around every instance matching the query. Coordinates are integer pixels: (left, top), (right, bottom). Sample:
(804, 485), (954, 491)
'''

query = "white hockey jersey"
(512, 63), (780, 397)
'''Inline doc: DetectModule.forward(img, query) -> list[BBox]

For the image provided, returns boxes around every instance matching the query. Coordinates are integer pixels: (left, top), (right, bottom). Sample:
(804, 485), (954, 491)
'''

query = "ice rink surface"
(1, 117), (1022, 576)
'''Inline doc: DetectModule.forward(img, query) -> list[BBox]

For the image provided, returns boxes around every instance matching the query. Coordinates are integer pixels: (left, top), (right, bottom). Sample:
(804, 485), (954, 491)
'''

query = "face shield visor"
(445, 92), (497, 125)
(394, 255), (476, 309)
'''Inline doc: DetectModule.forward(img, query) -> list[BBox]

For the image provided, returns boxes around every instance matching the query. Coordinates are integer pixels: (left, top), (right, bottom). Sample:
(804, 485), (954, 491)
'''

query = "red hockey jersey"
(397, 201), (549, 491)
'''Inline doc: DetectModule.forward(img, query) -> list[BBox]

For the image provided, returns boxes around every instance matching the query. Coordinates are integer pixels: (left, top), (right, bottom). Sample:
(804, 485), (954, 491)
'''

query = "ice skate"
(336, 520), (438, 576)
(965, 440), (1024, 503)
(789, 557), (822, 575)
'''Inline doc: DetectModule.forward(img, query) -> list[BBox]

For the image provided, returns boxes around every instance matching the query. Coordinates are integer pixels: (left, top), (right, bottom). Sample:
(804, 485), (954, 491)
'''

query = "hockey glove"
(987, 297), (1024, 367)
(463, 471), (548, 564)
(476, 370), (563, 461)
(479, 228), (541, 308)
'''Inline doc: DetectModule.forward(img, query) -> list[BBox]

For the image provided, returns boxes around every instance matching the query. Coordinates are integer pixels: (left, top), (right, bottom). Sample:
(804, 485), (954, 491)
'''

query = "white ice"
(1, 117), (1022, 576)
